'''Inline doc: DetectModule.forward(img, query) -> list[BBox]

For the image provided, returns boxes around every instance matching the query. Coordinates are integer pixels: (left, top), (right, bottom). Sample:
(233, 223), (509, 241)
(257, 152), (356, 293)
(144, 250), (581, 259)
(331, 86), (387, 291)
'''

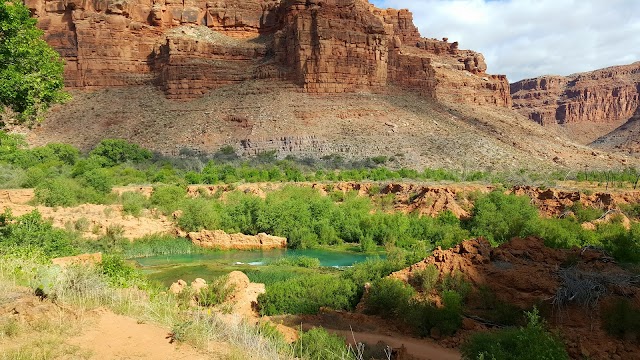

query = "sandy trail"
(66, 311), (226, 359)
(298, 324), (461, 360)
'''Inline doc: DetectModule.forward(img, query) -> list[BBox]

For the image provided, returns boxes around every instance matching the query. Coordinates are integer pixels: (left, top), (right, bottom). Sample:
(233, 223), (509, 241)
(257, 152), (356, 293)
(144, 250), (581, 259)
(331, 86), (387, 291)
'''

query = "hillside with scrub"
(2, 0), (640, 359)
(1, 135), (640, 359)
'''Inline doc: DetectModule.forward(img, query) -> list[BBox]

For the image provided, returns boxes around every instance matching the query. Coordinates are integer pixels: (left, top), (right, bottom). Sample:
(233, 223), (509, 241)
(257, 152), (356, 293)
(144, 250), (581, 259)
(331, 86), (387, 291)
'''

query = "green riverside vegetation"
(1, 136), (640, 359)
(0, 1), (68, 124)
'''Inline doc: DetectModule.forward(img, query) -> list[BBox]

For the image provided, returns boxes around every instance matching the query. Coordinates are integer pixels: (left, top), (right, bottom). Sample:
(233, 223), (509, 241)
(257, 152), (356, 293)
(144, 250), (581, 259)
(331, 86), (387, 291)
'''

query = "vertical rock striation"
(511, 63), (640, 141)
(28, 0), (511, 107)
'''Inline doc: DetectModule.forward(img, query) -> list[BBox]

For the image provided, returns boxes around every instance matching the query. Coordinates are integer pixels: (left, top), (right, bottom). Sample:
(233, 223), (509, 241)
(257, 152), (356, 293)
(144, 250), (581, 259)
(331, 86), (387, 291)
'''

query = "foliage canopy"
(0, 0), (67, 124)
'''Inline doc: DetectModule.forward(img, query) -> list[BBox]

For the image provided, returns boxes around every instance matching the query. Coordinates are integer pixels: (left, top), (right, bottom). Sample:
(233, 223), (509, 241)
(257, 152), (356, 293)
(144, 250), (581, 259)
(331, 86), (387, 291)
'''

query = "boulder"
(52, 252), (102, 267)
(188, 229), (287, 250)
(169, 279), (187, 294)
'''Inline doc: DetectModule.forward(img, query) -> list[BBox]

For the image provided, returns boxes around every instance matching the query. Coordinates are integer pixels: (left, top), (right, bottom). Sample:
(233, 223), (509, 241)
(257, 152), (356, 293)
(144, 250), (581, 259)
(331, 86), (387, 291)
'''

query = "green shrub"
(120, 191), (148, 217)
(177, 198), (221, 232)
(34, 177), (106, 206)
(270, 256), (321, 268)
(150, 185), (186, 214)
(80, 168), (113, 194)
(440, 271), (472, 300)
(0, 210), (76, 258)
(0, 0), (67, 122)
(245, 268), (306, 286)
(21, 166), (47, 188)
(461, 308), (568, 360)
(476, 286), (525, 326)
(74, 217), (90, 232)
(293, 327), (354, 360)
(121, 234), (197, 258)
(602, 298), (640, 339)
(258, 274), (356, 315)
(89, 139), (152, 166)
(196, 275), (235, 307)
(411, 265), (439, 292)
(34, 178), (80, 206)
(342, 258), (404, 291)
(99, 254), (143, 288)
(469, 191), (539, 245)
(364, 278), (415, 318)
(621, 203), (640, 219)
(570, 203), (603, 223)
(407, 290), (464, 337)
(598, 222), (640, 263)
(0, 163), (25, 188)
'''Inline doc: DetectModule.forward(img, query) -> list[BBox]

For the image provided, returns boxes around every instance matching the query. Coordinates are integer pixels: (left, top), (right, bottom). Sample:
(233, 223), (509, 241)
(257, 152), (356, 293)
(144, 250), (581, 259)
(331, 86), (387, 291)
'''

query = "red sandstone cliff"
(26, 0), (510, 107)
(511, 62), (640, 143)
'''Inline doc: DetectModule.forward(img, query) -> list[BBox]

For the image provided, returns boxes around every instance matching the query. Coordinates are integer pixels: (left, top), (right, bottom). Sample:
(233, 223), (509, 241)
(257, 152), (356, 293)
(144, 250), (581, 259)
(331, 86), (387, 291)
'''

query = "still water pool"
(133, 249), (385, 286)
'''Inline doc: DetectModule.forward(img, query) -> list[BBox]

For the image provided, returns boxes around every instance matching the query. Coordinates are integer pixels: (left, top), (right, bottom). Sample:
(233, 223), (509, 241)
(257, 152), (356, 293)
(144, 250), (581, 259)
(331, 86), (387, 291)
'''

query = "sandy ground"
(66, 310), (221, 360)
(0, 188), (174, 240)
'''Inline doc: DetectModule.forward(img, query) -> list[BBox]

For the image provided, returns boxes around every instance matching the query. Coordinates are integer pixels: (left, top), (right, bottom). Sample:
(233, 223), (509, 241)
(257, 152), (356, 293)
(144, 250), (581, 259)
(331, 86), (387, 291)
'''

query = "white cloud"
(370, 0), (640, 82)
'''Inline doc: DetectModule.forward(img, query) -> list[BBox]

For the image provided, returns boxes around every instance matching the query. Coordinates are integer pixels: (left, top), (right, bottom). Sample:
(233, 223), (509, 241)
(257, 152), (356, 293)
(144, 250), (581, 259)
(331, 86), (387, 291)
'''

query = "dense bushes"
(293, 327), (354, 360)
(362, 275), (465, 337)
(461, 308), (568, 360)
(257, 274), (357, 315)
(99, 254), (144, 288)
(175, 187), (468, 251)
(469, 191), (538, 245)
(364, 278), (415, 318)
(0, 210), (76, 258)
(89, 139), (152, 166)
(196, 275), (235, 307)
(602, 298), (640, 339)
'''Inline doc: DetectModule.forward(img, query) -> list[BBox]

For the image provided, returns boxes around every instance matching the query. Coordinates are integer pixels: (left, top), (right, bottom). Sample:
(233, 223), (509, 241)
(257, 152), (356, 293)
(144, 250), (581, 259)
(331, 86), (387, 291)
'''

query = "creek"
(133, 249), (385, 286)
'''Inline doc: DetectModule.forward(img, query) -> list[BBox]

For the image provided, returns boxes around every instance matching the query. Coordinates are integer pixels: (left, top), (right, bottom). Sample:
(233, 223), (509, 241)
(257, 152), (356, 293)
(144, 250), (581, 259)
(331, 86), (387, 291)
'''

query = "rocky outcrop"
(52, 252), (102, 267)
(29, 0), (510, 107)
(391, 237), (640, 359)
(187, 229), (287, 250)
(511, 62), (640, 142)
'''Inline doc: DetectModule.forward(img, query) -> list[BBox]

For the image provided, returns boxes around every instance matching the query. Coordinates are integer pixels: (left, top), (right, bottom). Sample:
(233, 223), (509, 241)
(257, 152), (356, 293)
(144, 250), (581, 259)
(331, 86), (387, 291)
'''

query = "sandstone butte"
(27, 0), (510, 107)
(511, 62), (640, 144)
(187, 229), (287, 250)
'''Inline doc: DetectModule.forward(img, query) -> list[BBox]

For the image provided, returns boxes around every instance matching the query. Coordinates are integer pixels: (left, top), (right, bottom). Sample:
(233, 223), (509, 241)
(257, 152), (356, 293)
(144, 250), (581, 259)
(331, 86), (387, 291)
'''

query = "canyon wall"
(511, 62), (640, 141)
(27, 0), (510, 107)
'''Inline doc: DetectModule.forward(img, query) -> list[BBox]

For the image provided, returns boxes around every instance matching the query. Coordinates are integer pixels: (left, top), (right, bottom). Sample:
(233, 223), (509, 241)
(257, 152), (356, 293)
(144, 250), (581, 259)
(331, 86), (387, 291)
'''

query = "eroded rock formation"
(188, 229), (287, 250)
(390, 237), (640, 359)
(511, 62), (640, 142)
(27, 0), (510, 106)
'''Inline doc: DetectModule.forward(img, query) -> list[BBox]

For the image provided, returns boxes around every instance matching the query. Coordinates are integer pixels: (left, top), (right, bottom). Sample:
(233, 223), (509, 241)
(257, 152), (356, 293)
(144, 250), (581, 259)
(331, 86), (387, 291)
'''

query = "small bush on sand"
(461, 308), (568, 360)
(196, 275), (235, 307)
(293, 327), (354, 360)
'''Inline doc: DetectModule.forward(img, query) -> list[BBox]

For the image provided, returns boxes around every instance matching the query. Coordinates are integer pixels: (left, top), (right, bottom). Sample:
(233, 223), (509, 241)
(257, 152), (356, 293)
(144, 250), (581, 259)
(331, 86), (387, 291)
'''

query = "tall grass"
(0, 255), (289, 360)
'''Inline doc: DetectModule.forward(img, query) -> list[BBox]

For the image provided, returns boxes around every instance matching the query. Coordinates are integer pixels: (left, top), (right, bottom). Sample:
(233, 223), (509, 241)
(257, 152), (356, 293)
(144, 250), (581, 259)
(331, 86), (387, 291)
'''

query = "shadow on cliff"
(591, 95), (640, 148)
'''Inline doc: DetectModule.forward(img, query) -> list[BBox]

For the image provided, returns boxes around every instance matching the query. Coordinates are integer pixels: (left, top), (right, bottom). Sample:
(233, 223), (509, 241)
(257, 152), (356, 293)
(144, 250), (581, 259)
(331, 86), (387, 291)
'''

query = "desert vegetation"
(2, 136), (640, 359)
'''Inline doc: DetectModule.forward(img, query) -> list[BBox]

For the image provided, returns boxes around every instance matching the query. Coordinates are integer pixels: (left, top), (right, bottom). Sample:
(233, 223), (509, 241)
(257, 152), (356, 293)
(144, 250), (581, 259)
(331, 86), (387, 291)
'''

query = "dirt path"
(329, 328), (460, 360)
(66, 310), (226, 359)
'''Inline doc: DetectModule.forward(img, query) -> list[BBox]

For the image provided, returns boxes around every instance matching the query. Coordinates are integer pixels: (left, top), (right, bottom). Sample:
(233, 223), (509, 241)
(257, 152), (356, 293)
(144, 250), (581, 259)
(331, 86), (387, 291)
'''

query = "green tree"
(89, 139), (152, 166)
(0, 0), (67, 124)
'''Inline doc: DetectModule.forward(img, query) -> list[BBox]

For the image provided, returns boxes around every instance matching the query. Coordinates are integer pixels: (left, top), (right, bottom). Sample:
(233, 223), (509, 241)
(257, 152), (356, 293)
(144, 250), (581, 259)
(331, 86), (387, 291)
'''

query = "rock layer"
(188, 229), (287, 250)
(511, 62), (640, 142)
(390, 237), (640, 359)
(28, 0), (510, 106)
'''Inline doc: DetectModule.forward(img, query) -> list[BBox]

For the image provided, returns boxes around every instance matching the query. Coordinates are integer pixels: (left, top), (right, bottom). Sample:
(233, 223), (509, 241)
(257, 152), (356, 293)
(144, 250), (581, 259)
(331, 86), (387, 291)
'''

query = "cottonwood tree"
(0, 0), (67, 125)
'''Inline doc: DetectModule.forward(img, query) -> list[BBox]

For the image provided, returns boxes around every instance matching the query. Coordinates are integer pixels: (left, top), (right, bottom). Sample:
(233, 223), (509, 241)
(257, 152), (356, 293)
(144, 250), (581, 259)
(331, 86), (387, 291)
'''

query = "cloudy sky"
(370, 0), (640, 82)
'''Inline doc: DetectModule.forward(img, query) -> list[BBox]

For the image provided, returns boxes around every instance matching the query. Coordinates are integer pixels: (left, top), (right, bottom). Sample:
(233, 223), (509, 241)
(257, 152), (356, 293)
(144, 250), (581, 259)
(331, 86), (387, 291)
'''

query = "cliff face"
(511, 62), (640, 142)
(27, 0), (510, 107)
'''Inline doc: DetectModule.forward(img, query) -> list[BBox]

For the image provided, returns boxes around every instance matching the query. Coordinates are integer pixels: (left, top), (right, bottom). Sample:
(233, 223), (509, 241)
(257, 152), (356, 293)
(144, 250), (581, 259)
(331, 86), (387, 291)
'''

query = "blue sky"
(370, 0), (640, 81)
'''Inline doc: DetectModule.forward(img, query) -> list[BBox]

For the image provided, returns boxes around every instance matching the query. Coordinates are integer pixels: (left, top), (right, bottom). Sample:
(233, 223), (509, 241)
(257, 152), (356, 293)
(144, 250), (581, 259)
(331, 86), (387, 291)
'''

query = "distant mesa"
(510, 62), (640, 145)
(29, 0), (510, 107)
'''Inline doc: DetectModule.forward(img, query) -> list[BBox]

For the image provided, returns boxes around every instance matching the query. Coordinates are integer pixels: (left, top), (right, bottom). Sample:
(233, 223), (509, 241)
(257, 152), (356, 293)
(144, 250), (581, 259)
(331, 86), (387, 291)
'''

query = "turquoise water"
(133, 249), (385, 286)
(134, 249), (381, 268)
